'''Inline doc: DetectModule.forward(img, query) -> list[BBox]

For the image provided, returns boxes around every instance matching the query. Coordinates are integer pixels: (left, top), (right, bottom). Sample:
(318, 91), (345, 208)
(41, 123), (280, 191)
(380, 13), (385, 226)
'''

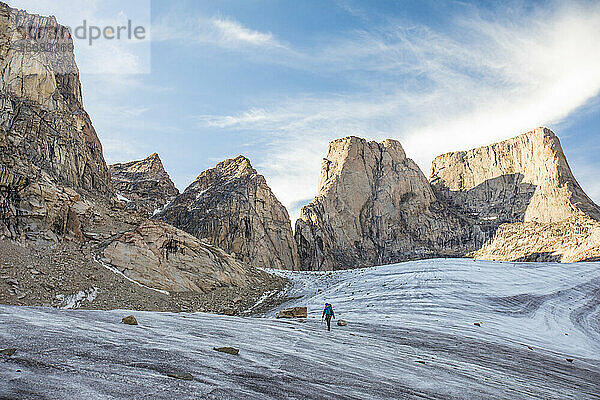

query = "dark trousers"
(325, 315), (332, 331)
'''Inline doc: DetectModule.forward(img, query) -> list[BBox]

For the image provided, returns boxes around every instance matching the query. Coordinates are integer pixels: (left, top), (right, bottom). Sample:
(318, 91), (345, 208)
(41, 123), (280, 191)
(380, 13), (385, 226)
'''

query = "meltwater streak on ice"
(0, 259), (599, 399)
(272, 259), (600, 360)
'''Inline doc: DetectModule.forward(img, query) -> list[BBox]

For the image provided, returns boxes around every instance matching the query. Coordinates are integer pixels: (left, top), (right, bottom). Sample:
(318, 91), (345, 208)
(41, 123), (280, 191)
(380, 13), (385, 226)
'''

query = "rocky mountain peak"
(0, 3), (112, 240)
(430, 127), (600, 224)
(317, 137), (409, 196)
(194, 155), (255, 183)
(294, 129), (600, 270)
(0, 3), (286, 314)
(112, 153), (168, 178)
(1, 3), (83, 110)
(156, 156), (300, 270)
(295, 137), (472, 270)
(429, 127), (600, 263)
(109, 154), (179, 217)
(145, 152), (161, 164)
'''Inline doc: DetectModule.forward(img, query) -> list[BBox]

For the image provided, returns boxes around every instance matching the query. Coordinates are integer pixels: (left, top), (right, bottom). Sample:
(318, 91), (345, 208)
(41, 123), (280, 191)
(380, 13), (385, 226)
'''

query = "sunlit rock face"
(102, 219), (271, 293)
(430, 127), (600, 224)
(295, 129), (600, 270)
(0, 3), (112, 240)
(156, 156), (300, 271)
(431, 127), (600, 263)
(295, 137), (475, 271)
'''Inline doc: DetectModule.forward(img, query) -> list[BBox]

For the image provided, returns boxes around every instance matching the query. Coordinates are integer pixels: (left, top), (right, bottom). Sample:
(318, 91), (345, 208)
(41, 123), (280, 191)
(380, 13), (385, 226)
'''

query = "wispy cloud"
(153, 14), (287, 51)
(195, 108), (273, 128)
(195, 1), (600, 220)
(211, 17), (279, 47)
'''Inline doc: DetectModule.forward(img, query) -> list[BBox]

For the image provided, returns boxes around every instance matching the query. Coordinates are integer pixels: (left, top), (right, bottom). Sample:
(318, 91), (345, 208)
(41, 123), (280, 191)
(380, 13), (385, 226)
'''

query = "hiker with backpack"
(322, 303), (335, 331)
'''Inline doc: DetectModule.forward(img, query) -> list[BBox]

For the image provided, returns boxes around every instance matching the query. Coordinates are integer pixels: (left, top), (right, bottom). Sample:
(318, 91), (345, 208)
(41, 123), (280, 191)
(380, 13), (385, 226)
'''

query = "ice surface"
(1, 259), (599, 399)
(271, 259), (600, 360)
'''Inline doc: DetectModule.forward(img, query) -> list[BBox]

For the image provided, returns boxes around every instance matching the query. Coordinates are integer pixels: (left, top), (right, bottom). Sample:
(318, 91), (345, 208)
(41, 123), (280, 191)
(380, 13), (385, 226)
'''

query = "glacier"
(1, 259), (599, 399)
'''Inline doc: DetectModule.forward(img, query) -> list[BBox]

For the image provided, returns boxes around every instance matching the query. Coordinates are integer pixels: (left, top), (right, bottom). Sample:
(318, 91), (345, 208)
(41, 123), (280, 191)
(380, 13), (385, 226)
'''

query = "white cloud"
(196, 2), (600, 220)
(211, 17), (278, 47)
(196, 108), (273, 128)
(153, 14), (287, 51)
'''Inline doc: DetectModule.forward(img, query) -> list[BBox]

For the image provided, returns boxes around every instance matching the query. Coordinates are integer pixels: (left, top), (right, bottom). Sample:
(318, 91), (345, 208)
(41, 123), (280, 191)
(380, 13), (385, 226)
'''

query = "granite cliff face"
(295, 130), (599, 270)
(295, 137), (475, 271)
(431, 127), (600, 262)
(430, 127), (600, 224)
(102, 220), (271, 294)
(110, 153), (179, 217)
(0, 3), (112, 240)
(0, 4), (284, 313)
(156, 156), (300, 270)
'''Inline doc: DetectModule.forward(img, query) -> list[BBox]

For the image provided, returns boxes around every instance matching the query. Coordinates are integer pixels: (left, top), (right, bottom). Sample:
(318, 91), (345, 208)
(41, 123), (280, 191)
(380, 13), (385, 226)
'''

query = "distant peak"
(329, 136), (404, 148)
(191, 155), (257, 184)
(109, 153), (169, 175)
(525, 126), (556, 138)
(145, 153), (163, 165)
(216, 155), (254, 171)
(327, 136), (407, 161)
(233, 155), (251, 164)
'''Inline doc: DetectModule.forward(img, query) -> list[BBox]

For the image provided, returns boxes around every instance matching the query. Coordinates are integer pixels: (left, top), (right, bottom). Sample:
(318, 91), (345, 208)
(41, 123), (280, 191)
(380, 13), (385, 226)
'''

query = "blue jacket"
(322, 305), (335, 318)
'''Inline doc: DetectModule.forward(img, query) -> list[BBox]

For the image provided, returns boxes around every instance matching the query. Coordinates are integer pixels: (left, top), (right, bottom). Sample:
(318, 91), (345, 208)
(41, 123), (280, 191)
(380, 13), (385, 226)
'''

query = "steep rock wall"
(0, 3), (112, 240)
(430, 127), (600, 263)
(295, 137), (476, 271)
(110, 153), (179, 217)
(430, 127), (600, 224)
(156, 156), (300, 270)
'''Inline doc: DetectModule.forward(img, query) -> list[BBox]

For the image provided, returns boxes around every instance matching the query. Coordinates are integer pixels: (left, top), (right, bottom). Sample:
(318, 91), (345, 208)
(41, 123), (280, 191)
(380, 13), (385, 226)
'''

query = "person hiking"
(322, 303), (335, 331)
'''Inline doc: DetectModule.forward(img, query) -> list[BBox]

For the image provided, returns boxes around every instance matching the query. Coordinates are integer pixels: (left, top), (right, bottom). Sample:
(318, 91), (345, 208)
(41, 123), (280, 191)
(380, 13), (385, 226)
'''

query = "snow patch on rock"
(56, 287), (99, 309)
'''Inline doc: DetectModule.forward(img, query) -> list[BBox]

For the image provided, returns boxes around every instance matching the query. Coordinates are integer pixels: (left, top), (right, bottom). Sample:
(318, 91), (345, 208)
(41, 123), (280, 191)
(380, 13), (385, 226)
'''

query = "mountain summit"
(295, 129), (600, 270)
(156, 156), (300, 270)
(110, 153), (179, 217)
(295, 136), (474, 270)
(430, 127), (600, 224)
(431, 127), (600, 262)
(0, 3), (111, 241)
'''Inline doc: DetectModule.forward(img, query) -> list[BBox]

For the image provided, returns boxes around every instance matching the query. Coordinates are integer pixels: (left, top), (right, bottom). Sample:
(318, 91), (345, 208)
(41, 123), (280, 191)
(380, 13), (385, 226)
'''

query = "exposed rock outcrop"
(0, 3), (285, 314)
(472, 216), (600, 263)
(430, 127), (600, 224)
(0, 3), (113, 240)
(156, 156), (300, 270)
(296, 129), (599, 269)
(110, 153), (179, 217)
(0, 164), (28, 239)
(0, 5), (110, 191)
(295, 137), (475, 271)
(102, 220), (272, 293)
(276, 306), (308, 319)
(431, 127), (600, 262)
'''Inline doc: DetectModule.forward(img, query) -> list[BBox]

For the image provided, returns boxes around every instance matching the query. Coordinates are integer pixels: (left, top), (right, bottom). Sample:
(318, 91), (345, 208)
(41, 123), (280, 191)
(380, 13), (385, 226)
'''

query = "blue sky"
(9, 0), (600, 221)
